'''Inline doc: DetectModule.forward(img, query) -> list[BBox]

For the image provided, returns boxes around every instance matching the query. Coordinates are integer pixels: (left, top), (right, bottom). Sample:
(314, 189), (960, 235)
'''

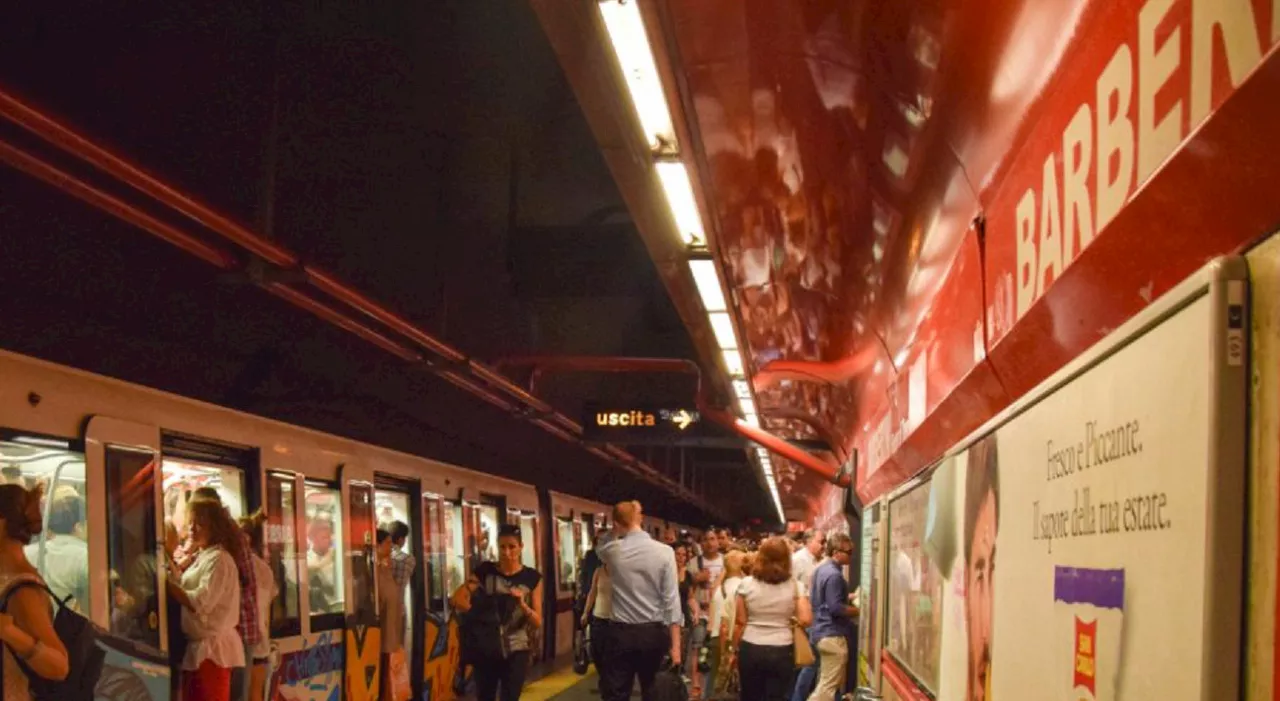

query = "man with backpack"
(686, 531), (723, 699)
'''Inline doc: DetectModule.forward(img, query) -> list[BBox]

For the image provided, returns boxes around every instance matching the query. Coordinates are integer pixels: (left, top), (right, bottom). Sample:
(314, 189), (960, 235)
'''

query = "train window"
(1, 439), (89, 617)
(424, 495), (446, 612)
(304, 482), (345, 629)
(266, 473), (301, 637)
(445, 501), (465, 595)
(556, 517), (577, 594)
(578, 516), (592, 557)
(162, 459), (246, 542)
(517, 512), (537, 569)
(348, 483), (376, 625)
(474, 503), (500, 569)
(106, 447), (162, 650)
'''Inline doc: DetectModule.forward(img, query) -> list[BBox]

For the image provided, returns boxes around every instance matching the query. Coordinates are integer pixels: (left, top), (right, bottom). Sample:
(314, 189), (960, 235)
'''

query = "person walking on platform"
(789, 529), (825, 701)
(451, 524), (543, 701)
(597, 501), (684, 701)
(730, 537), (812, 701)
(807, 533), (856, 701)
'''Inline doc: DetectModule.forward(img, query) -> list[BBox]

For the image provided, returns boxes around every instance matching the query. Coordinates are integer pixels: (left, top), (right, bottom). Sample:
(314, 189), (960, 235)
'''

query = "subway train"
(0, 348), (699, 701)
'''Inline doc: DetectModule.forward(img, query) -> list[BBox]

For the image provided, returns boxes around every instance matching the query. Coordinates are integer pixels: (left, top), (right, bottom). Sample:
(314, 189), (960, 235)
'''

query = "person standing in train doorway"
(964, 436), (999, 701)
(596, 501), (683, 701)
(450, 524), (544, 701)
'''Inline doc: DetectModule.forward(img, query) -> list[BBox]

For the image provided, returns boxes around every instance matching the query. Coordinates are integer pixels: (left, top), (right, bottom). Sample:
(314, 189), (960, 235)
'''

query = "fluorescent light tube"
(597, 0), (678, 152)
(689, 258), (727, 312)
(656, 161), (706, 247)
(709, 312), (738, 349)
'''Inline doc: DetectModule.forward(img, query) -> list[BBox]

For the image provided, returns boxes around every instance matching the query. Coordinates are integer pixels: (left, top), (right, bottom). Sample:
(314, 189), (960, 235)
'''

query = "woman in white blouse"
(730, 538), (811, 701)
(166, 499), (244, 701)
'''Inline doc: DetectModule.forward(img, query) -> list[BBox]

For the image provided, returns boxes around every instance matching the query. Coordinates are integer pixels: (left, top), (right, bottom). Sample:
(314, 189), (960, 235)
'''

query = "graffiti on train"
(346, 623), (382, 701)
(269, 632), (344, 701)
(422, 612), (464, 701)
(93, 635), (170, 701)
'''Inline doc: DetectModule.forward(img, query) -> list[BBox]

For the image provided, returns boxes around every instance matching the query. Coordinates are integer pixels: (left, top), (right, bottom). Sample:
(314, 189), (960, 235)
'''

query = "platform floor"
(516, 669), (644, 700)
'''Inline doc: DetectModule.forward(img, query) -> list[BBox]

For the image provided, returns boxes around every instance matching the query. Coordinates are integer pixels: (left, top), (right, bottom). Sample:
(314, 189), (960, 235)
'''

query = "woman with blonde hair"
(730, 537), (812, 701)
(711, 549), (749, 698)
(0, 483), (70, 699)
(167, 499), (244, 700)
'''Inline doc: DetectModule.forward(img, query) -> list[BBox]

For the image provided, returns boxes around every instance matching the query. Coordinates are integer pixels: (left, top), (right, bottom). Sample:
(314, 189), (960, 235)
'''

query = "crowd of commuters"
(0, 475), (854, 701)
(576, 502), (860, 701)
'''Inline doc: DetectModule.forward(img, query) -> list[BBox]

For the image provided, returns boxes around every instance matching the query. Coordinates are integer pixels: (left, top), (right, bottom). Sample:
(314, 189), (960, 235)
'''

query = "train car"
(0, 347), (667, 701)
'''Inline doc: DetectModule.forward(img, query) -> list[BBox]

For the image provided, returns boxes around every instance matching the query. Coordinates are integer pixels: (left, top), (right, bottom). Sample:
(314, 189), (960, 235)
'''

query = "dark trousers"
(473, 650), (530, 701)
(600, 621), (668, 701)
(590, 619), (611, 678)
(739, 641), (794, 701)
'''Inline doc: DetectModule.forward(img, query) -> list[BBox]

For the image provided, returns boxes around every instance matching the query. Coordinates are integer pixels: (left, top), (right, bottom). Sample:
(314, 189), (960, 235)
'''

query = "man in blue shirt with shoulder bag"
(806, 533), (858, 701)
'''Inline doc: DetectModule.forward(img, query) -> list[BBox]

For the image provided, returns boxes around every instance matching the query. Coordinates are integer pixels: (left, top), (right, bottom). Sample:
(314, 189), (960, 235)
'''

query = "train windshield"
(0, 438), (89, 617)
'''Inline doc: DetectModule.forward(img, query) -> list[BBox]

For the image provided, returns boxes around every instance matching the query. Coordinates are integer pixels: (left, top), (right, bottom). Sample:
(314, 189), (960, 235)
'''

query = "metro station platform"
(520, 670), (607, 701)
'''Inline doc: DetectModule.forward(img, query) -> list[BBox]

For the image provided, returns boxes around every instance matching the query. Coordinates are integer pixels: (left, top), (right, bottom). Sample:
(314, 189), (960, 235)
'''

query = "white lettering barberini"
(1014, 0), (1272, 318)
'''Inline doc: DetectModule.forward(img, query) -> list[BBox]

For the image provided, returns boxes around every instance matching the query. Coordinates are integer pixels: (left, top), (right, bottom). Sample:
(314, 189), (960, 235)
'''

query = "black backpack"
(0, 579), (105, 701)
(459, 575), (510, 664)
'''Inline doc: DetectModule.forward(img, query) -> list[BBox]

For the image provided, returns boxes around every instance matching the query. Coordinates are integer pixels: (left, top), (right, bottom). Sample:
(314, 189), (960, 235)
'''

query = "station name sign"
(582, 405), (702, 444)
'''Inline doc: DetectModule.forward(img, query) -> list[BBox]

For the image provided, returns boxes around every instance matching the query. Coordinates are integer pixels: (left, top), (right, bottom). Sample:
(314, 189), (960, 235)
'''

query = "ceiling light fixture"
(708, 311), (738, 350)
(597, 0), (678, 154)
(722, 350), (744, 377)
(656, 161), (706, 247)
(688, 258), (727, 312)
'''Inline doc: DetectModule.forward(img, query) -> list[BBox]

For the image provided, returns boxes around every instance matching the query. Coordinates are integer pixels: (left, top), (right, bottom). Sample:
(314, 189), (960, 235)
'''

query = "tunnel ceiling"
(534, 0), (1280, 524)
(0, 2), (774, 524)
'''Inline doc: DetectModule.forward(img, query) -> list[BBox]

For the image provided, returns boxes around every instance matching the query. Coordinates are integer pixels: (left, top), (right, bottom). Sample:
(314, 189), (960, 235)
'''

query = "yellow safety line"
(520, 668), (596, 701)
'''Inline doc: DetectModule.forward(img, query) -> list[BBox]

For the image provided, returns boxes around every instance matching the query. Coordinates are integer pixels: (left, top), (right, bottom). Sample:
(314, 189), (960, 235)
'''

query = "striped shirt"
(598, 530), (683, 627)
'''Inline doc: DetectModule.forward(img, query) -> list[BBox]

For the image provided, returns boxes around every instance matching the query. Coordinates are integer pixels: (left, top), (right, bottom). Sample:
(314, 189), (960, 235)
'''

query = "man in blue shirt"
(807, 533), (858, 701)
(597, 500), (684, 701)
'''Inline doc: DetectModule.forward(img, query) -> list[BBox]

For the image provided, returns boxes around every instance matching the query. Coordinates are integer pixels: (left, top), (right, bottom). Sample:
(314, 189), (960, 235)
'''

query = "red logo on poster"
(1074, 617), (1097, 694)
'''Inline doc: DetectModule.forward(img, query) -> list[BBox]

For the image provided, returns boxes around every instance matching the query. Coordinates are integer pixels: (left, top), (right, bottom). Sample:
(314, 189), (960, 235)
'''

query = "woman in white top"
(240, 510), (278, 701)
(580, 564), (613, 678)
(731, 537), (811, 701)
(0, 484), (70, 701)
(166, 499), (245, 701)
(713, 550), (748, 695)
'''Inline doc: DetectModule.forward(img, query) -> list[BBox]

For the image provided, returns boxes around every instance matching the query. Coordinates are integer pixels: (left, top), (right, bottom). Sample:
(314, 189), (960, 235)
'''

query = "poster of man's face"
(964, 435), (999, 701)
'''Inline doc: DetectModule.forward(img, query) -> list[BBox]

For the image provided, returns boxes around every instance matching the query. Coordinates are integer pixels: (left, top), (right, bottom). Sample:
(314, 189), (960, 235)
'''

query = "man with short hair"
(25, 493), (89, 612)
(790, 529), (826, 701)
(597, 501), (684, 701)
(687, 530), (724, 698)
(807, 533), (857, 701)
(388, 520), (416, 589)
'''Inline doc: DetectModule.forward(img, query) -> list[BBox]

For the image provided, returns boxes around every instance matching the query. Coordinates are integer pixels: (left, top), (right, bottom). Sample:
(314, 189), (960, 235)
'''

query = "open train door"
(339, 462), (382, 701)
(85, 416), (172, 701)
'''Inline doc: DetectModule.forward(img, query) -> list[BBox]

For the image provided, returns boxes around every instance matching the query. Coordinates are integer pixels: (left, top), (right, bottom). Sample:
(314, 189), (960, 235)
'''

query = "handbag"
(389, 649), (411, 701)
(793, 623), (815, 667)
(459, 574), (510, 663)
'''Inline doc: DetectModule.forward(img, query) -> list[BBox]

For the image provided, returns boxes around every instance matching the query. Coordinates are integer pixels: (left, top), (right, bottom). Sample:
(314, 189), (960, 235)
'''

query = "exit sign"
(582, 405), (703, 444)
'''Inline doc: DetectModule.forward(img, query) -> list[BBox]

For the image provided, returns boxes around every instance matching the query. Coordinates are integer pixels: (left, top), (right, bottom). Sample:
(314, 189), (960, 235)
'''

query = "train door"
(339, 463), (380, 701)
(421, 491), (454, 698)
(84, 416), (171, 701)
(261, 470), (312, 700)
(374, 478), (421, 699)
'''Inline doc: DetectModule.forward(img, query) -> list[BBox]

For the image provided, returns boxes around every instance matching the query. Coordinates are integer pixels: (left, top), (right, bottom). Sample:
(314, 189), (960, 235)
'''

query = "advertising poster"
(877, 275), (1243, 701)
(985, 293), (1228, 698)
